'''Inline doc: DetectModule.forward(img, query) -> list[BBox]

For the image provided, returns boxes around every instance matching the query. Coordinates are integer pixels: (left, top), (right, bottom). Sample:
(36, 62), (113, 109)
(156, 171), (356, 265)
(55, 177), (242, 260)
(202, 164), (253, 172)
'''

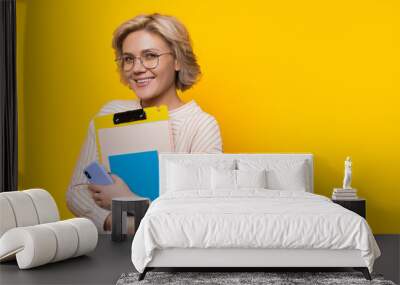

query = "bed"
(130, 153), (381, 281)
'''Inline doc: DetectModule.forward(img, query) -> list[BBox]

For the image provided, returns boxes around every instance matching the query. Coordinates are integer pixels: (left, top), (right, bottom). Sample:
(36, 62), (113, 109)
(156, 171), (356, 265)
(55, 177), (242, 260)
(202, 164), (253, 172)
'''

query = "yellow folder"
(94, 105), (173, 171)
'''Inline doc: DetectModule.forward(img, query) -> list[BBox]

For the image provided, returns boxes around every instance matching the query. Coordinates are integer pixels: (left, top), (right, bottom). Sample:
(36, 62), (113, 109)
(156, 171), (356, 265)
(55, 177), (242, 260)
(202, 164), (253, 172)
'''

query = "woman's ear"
(174, 59), (181, 72)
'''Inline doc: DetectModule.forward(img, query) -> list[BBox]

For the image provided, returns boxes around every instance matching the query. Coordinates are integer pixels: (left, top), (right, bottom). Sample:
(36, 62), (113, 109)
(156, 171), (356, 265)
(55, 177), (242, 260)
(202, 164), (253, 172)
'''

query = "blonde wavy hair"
(112, 13), (201, 92)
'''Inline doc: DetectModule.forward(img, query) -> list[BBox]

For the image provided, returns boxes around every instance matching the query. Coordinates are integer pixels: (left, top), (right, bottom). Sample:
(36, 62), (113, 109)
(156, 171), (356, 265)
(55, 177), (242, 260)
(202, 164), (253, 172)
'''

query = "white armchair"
(0, 189), (98, 269)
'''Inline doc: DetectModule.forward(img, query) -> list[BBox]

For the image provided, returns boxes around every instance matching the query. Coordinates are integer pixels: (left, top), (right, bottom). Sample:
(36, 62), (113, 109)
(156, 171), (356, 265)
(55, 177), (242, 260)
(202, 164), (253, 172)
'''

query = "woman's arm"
(66, 119), (111, 234)
(190, 114), (223, 153)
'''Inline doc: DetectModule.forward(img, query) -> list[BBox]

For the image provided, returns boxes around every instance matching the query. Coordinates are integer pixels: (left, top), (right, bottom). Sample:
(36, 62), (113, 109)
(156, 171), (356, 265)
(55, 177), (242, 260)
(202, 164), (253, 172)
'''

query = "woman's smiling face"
(121, 30), (179, 101)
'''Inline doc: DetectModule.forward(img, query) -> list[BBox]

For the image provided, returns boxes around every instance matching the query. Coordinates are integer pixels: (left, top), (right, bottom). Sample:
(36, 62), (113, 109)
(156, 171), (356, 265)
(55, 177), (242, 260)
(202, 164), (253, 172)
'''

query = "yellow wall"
(16, 0), (399, 233)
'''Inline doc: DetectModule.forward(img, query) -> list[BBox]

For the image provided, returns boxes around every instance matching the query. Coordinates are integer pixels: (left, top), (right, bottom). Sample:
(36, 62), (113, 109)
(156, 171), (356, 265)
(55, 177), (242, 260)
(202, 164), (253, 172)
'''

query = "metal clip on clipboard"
(113, 109), (147, 125)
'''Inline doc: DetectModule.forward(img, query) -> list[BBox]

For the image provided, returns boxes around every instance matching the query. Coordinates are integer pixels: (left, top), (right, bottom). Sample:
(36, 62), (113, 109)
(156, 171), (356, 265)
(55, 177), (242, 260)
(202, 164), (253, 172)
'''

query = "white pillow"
(211, 169), (268, 190)
(237, 159), (309, 191)
(166, 159), (235, 192)
(236, 169), (267, 188)
(211, 168), (236, 190)
(167, 163), (211, 191)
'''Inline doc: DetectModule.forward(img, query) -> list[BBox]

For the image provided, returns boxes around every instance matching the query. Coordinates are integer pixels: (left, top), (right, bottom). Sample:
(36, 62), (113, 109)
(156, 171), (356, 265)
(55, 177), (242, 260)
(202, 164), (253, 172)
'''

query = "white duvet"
(131, 190), (380, 273)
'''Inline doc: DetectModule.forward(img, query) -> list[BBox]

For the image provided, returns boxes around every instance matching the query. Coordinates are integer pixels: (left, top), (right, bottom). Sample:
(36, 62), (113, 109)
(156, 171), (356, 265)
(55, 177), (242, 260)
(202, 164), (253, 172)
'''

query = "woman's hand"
(88, 174), (133, 210)
(104, 213), (112, 231)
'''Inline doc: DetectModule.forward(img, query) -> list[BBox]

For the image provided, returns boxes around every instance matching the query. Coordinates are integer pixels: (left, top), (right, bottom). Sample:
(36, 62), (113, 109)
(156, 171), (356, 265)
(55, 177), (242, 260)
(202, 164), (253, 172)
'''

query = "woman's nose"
(132, 58), (147, 73)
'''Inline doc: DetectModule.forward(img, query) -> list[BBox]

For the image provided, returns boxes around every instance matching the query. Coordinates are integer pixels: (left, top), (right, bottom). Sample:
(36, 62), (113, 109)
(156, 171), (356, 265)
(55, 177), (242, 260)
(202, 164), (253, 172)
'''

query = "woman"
(66, 13), (223, 234)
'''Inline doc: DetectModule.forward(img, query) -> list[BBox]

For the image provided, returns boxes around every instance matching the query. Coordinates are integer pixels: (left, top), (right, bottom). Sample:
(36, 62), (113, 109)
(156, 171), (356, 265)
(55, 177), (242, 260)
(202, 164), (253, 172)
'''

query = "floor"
(374, 235), (400, 284)
(0, 235), (398, 285)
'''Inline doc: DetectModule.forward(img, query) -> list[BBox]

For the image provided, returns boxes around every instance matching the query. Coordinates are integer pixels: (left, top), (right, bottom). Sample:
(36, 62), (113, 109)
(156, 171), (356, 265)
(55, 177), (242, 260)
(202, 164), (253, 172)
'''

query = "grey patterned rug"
(116, 271), (396, 285)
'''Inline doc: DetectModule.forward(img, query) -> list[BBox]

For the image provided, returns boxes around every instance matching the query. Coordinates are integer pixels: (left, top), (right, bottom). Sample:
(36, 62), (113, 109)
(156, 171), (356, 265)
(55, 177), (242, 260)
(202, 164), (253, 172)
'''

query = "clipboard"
(93, 105), (173, 200)
(94, 105), (173, 171)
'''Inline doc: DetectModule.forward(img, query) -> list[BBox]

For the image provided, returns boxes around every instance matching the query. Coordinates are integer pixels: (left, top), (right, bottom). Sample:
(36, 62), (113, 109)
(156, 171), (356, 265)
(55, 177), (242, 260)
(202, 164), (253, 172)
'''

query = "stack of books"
(332, 188), (358, 200)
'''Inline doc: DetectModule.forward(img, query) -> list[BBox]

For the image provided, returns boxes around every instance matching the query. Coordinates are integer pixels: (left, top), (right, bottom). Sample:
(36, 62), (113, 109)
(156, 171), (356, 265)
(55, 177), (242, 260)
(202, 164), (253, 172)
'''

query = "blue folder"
(108, 150), (159, 201)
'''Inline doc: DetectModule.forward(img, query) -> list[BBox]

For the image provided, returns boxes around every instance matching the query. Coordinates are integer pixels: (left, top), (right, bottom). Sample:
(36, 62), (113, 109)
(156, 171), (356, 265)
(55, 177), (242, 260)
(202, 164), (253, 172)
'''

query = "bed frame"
(138, 153), (371, 280)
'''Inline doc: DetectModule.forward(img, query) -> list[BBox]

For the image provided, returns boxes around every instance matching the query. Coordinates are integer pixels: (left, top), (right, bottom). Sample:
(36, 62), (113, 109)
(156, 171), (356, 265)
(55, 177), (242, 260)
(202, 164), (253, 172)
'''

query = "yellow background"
(16, 0), (399, 233)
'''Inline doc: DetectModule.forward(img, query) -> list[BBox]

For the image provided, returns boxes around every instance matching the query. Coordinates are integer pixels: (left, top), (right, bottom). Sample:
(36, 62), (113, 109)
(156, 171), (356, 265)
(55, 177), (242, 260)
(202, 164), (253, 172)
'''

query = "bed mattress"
(131, 189), (380, 273)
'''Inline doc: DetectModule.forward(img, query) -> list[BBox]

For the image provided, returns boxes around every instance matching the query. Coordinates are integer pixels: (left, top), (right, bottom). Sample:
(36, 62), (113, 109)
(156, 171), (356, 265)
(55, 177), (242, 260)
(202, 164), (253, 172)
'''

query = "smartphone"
(83, 161), (114, 185)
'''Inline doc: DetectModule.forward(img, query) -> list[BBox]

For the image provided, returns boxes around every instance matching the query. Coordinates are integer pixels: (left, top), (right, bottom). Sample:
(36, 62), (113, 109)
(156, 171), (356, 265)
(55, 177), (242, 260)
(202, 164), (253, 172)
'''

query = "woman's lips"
(134, 77), (155, 88)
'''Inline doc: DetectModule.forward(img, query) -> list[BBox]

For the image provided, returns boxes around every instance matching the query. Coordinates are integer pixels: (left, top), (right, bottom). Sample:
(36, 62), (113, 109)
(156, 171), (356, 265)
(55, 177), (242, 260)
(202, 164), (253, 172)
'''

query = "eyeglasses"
(115, 51), (174, 72)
